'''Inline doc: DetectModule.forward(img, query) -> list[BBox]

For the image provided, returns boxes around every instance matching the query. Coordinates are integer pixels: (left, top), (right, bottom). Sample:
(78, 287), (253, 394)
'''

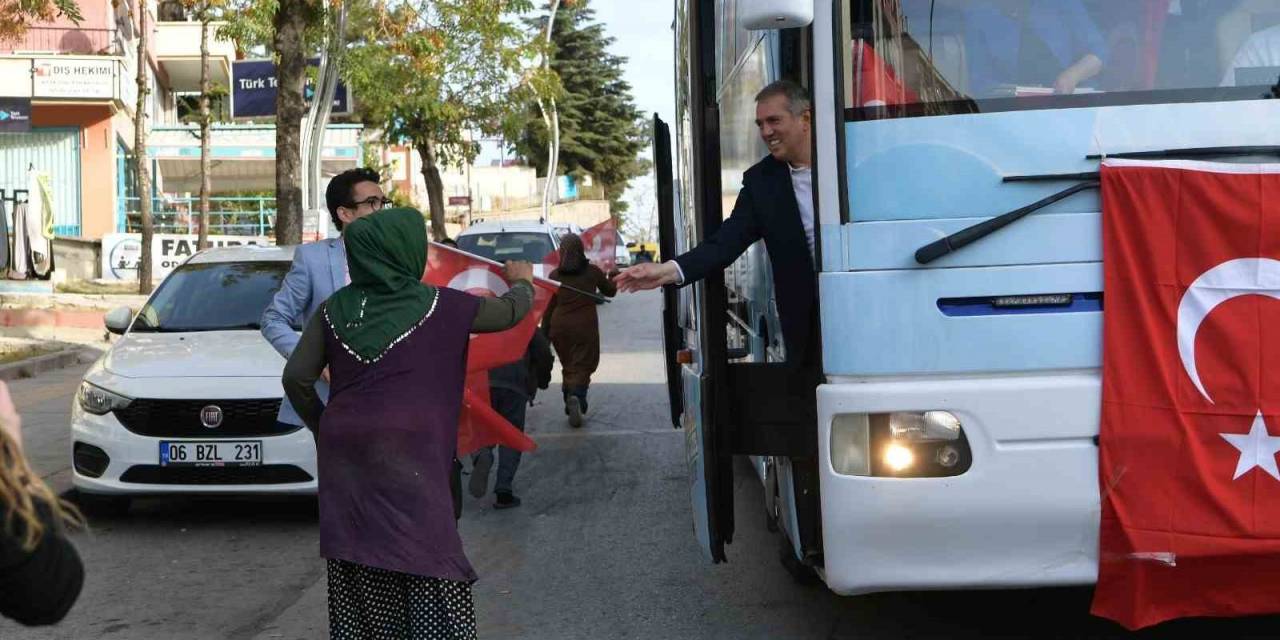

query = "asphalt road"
(3, 290), (1279, 638)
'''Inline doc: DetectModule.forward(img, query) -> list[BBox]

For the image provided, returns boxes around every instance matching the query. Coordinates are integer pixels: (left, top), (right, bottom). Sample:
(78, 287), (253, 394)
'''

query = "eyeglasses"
(348, 196), (393, 211)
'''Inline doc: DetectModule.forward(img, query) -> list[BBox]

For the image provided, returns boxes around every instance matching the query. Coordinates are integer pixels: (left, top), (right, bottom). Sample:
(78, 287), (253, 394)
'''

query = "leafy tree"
(180, 0), (228, 249)
(513, 0), (647, 219)
(345, 0), (541, 241)
(220, 0), (324, 245)
(133, 0), (154, 293)
(0, 0), (82, 42)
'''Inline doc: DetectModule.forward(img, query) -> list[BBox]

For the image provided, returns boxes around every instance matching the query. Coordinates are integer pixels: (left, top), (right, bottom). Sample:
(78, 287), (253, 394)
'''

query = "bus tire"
(778, 534), (819, 585)
(764, 459), (779, 533)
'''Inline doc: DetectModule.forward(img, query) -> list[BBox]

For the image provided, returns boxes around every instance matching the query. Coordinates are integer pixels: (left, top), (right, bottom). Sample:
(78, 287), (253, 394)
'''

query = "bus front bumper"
(815, 371), (1101, 595)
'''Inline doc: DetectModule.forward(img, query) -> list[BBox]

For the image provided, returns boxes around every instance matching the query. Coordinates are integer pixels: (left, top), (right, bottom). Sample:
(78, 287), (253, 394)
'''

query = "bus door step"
(725, 363), (818, 457)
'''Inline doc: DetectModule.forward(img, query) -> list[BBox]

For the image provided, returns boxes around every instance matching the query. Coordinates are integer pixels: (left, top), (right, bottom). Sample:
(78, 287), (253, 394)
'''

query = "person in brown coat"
(543, 233), (617, 427)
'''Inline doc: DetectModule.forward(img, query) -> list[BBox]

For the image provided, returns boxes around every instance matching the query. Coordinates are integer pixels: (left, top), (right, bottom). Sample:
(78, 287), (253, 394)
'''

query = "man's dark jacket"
(672, 154), (817, 363)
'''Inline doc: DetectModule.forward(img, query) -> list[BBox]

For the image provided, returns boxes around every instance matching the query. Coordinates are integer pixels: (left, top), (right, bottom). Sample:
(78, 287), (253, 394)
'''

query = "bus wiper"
(914, 181), (1098, 265)
(913, 145), (1280, 265)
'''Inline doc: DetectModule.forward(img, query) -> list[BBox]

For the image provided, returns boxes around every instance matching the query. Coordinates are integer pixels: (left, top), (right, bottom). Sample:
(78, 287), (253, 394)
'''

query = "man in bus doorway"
(615, 79), (819, 378)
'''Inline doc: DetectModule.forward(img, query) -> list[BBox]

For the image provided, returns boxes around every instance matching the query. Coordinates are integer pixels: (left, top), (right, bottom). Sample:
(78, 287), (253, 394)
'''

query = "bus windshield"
(844, 0), (1280, 120)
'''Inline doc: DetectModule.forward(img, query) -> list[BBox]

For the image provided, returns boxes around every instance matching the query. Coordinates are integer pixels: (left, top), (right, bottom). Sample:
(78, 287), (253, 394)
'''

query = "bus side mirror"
(739, 0), (813, 30)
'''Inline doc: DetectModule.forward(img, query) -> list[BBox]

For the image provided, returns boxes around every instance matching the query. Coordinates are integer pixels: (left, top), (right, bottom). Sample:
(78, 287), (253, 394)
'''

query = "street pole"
(302, 0), (347, 238)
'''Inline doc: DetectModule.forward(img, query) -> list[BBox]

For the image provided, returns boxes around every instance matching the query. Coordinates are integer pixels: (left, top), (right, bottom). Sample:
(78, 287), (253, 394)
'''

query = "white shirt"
(1221, 24), (1280, 86)
(789, 163), (815, 261)
(671, 162), (815, 284)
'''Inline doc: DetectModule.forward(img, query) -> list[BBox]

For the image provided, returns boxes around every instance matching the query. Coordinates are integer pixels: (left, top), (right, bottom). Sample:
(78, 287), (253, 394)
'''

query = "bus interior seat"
(1216, 1), (1280, 79)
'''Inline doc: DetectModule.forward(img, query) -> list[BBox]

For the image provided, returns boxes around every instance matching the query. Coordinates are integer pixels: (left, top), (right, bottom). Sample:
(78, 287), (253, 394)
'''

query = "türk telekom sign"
(33, 59), (114, 99)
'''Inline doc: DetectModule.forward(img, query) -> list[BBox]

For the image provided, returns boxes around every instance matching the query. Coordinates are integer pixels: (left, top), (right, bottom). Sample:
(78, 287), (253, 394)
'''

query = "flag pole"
(430, 242), (611, 304)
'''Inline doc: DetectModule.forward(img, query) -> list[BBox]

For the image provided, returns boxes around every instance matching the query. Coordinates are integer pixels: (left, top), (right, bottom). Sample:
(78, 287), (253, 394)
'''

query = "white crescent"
(447, 267), (509, 298)
(1177, 258), (1280, 403)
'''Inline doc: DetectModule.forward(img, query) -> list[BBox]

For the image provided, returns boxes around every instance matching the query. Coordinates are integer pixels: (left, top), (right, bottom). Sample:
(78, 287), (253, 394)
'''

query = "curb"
(0, 348), (100, 382)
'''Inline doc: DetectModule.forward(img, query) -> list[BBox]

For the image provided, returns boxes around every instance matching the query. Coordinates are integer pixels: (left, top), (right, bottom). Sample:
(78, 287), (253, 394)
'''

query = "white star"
(1220, 412), (1280, 481)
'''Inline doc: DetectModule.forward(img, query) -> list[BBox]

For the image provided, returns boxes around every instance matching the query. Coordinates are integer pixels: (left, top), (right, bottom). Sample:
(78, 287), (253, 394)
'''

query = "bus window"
(844, 0), (1280, 121)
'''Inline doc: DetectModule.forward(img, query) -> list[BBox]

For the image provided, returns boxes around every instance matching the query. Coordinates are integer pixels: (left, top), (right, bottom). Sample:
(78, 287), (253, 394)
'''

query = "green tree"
(513, 0), (647, 219)
(180, 0), (228, 249)
(0, 0), (82, 42)
(345, 0), (539, 241)
(219, 0), (324, 245)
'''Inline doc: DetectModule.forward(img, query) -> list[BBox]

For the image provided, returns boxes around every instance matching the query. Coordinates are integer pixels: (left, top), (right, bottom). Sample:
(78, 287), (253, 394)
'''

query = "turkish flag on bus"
(1093, 159), (1280, 628)
(424, 242), (556, 455)
(852, 40), (918, 108)
(580, 218), (618, 272)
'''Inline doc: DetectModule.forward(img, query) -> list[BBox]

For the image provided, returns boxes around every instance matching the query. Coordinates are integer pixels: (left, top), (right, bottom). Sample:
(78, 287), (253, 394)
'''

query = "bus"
(655, 0), (1280, 594)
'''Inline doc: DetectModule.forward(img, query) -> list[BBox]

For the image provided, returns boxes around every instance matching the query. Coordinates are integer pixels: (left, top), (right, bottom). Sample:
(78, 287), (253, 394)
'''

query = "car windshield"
(131, 261), (289, 333)
(844, 0), (1280, 120)
(457, 232), (556, 263)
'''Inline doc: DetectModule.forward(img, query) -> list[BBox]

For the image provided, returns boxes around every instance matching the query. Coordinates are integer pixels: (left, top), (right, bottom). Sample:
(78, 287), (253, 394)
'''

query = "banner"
(32, 58), (114, 99)
(1094, 159), (1280, 628)
(424, 242), (558, 455)
(232, 59), (350, 119)
(101, 234), (270, 281)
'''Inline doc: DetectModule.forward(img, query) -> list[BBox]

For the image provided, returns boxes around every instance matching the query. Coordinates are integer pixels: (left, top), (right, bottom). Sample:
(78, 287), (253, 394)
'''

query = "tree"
(345, 0), (539, 241)
(220, 0), (323, 246)
(0, 0), (82, 43)
(181, 0), (227, 250)
(134, 0), (154, 293)
(513, 0), (647, 220)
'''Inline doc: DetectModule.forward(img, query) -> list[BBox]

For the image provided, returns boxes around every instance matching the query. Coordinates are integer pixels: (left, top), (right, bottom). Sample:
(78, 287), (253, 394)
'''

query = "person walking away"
(0, 381), (85, 626)
(282, 208), (534, 639)
(544, 233), (617, 427)
(469, 328), (553, 509)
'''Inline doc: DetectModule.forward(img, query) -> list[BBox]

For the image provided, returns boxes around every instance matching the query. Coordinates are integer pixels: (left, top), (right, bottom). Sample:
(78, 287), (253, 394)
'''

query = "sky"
(594, 0), (676, 236)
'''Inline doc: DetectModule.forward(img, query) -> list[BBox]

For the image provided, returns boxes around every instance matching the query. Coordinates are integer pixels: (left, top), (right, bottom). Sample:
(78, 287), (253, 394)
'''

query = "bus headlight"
(830, 411), (972, 478)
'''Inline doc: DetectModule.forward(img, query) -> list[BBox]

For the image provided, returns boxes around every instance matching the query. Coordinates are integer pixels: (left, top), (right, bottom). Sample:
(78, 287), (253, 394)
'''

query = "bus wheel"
(778, 534), (819, 585)
(763, 459), (779, 533)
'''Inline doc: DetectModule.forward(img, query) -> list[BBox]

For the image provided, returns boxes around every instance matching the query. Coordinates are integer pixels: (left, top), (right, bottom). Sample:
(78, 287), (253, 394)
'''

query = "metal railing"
(123, 196), (276, 237)
(7, 27), (119, 55)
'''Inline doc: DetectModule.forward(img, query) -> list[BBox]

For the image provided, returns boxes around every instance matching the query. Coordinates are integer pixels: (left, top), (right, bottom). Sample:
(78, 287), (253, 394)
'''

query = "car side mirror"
(104, 307), (133, 335)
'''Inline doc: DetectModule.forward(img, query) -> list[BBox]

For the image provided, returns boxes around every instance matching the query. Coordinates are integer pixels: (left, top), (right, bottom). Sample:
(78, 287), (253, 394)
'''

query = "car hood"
(103, 330), (285, 379)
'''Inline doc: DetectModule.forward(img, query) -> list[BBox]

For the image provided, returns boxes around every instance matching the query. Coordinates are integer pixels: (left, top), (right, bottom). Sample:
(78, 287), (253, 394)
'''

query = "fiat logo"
(200, 405), (224, 429)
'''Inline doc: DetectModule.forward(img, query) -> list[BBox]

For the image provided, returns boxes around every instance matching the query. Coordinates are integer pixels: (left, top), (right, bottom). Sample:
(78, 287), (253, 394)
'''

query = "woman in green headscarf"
(282, 208), (533, 640)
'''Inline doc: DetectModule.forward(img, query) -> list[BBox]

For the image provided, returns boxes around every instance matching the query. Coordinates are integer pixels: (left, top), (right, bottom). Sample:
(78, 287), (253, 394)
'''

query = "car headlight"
(830, 411), (972, 478)
(77, 382), (132, 415)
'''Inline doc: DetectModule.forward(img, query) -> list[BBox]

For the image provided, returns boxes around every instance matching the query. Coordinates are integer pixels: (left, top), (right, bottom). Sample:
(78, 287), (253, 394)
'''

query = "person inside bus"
(961, 0), (1109, 97)
(1221, 22), (1280, 86)
(614, 79), (820, 379)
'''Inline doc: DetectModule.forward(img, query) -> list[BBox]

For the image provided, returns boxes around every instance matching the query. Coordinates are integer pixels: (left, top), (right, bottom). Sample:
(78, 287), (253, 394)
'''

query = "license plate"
(159, 441), (262, 467)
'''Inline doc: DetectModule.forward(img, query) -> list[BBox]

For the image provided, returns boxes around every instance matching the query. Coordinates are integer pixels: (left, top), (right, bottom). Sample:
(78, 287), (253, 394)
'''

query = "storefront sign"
(0, 98), (31, 132)
(32, 59), (115, 99)
(232, 59), (350, 119)
(101, 234), (271, 281)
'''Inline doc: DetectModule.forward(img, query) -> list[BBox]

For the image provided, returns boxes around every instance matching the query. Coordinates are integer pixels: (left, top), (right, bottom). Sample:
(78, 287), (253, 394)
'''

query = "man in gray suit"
(261, 167), (388, 431)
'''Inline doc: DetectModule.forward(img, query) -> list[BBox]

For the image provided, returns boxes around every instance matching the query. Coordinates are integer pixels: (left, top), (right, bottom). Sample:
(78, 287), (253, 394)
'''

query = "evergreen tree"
(514, 0), (648, 218)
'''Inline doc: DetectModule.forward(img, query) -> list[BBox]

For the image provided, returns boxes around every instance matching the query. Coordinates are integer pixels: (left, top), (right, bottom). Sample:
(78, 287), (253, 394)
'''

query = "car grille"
(119, 464), (313, 485)
(112, 398), (291, 437)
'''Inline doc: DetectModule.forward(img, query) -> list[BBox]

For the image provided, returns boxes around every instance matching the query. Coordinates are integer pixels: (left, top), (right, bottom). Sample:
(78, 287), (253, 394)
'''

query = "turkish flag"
(852, 40), (919, 108)
(580, 218), (618, 272)
(424, 242), (556, 456)
(1094, 159), (1280, 628)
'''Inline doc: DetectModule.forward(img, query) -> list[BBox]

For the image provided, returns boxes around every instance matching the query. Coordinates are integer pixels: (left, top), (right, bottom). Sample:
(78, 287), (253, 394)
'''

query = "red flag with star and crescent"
(424, 242), (556, 456)
(1094, 159), (1280, 628)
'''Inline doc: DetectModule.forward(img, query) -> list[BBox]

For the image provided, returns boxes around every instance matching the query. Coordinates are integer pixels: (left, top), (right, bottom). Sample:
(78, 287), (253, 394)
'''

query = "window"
(133, 261), (289, 332)
(456, 232), (556, 263)
(844, 0), (1280, 121)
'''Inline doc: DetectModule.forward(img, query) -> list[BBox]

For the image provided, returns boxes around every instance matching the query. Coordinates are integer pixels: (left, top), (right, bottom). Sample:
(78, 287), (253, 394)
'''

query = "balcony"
(4, 26), (121, 55)
(154, 21), (234, 92)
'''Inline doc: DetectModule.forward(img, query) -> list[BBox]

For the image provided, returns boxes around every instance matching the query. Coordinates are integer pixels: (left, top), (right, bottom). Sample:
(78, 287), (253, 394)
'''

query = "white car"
(458, 219), (581, 277)
(71, 246), (315, 512)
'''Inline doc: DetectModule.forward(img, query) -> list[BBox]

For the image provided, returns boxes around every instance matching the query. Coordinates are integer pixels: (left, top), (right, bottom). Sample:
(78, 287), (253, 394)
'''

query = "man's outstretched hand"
(614, 261), (680, 292)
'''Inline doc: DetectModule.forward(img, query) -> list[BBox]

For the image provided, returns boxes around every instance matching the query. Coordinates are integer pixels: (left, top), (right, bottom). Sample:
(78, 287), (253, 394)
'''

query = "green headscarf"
(325, 207), (437, 363)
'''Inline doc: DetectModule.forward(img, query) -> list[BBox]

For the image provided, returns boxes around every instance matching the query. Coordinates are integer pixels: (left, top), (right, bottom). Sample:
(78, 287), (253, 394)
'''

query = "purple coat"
(318, 287), (481, 581)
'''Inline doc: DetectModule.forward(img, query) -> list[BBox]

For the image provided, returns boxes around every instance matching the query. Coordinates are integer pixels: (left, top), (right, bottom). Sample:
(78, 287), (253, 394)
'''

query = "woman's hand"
(504, 260), (534, 284)
(0, 382), (23, 452)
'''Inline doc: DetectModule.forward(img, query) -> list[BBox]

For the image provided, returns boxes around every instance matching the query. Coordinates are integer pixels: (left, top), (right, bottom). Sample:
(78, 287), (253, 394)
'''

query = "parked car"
(458, 219), (580, 276)
(70, 246), (313, 513)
